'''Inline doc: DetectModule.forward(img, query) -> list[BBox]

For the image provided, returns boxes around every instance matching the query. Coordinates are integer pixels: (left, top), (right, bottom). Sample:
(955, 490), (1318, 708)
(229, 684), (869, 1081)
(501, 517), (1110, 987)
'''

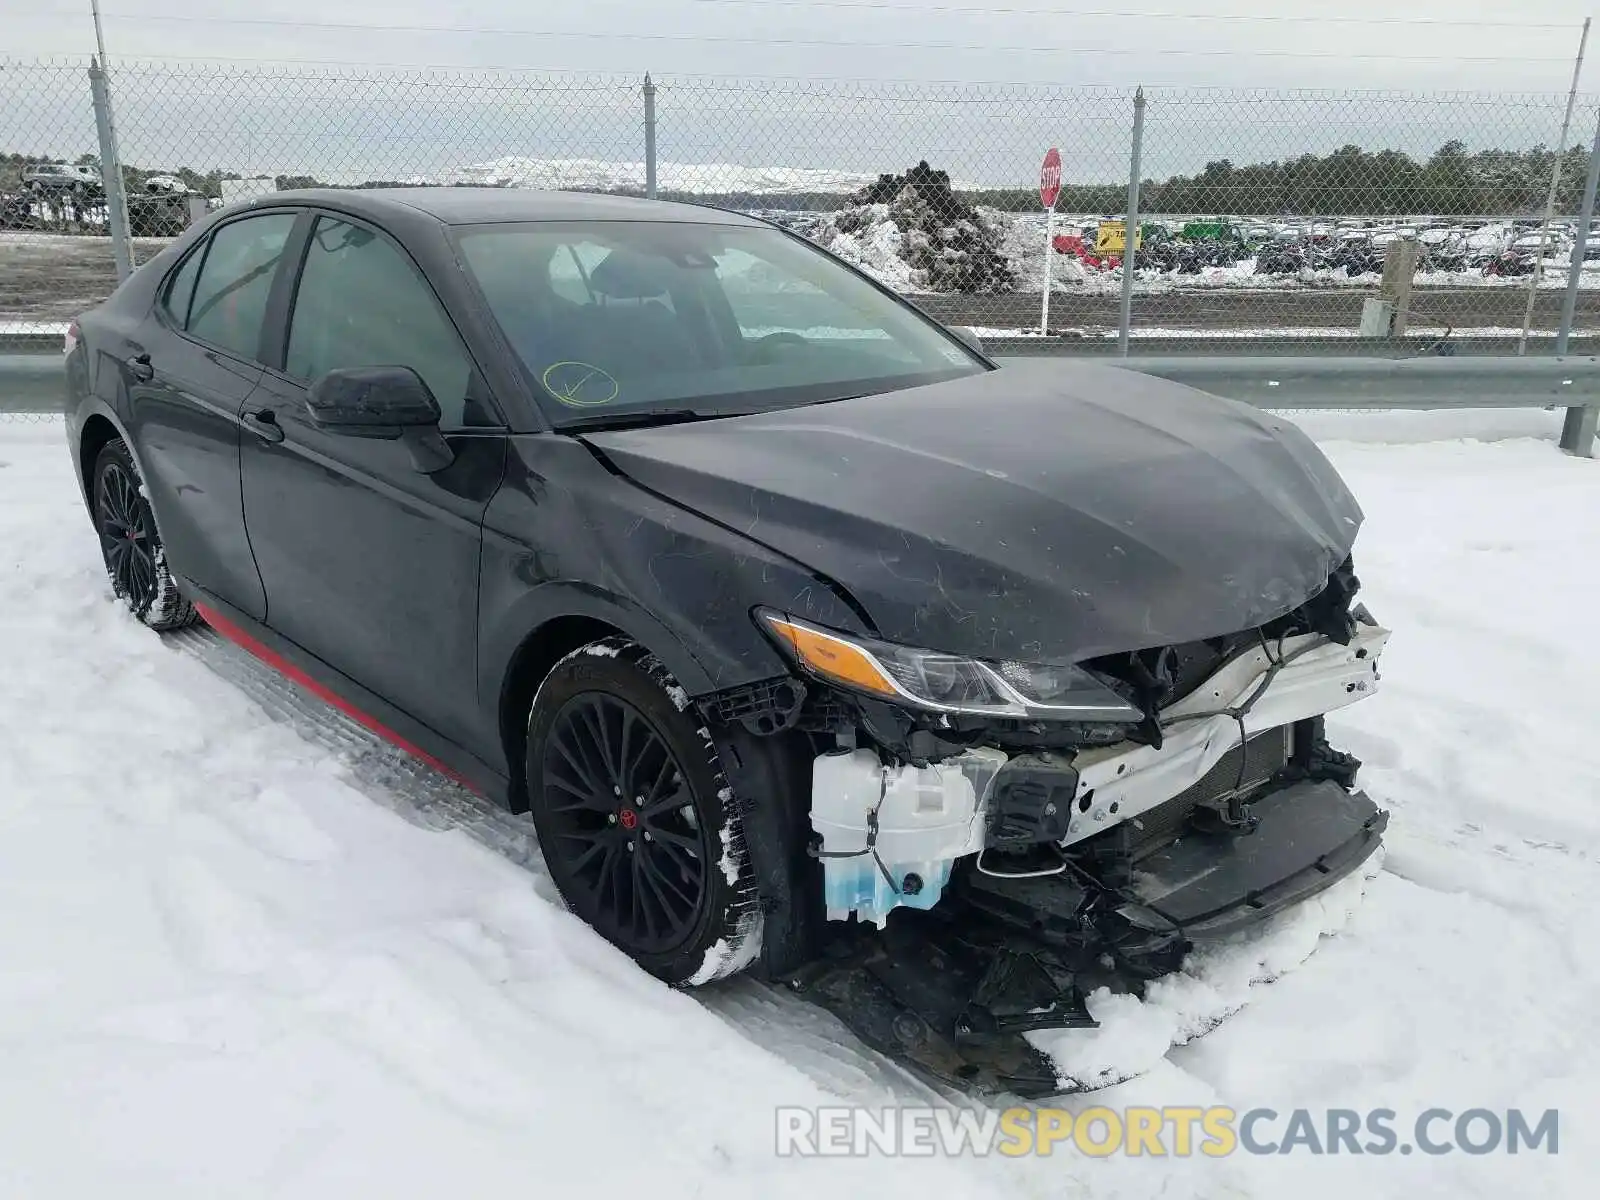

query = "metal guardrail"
(1109, 355), (1598, 455)
(2, 352), (1595, 455)
(985, 335), (1600, 358)
(1114, 353), (1600, 408)
(0, 355), (65, 413)
(1105, 355), (1597, 455)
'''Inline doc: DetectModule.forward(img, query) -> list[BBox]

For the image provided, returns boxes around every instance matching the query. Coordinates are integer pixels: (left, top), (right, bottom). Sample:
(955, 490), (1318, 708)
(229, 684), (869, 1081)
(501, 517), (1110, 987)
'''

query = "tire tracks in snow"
(165, 625), (926, 1102)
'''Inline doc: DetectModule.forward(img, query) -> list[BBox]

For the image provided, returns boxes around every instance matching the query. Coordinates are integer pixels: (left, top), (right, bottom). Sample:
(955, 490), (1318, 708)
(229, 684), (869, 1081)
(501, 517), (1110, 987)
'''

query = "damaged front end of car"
(700, 558), (1388, 1098)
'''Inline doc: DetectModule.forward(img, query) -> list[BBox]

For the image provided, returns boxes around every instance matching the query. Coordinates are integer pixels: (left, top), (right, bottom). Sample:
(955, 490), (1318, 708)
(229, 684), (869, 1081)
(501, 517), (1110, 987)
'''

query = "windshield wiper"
(557, 408), (735, 434)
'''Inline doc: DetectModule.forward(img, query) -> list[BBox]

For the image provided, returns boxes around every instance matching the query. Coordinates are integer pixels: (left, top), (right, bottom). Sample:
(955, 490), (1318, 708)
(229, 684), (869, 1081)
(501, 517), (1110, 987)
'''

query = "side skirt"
(180, 581), (513, 806)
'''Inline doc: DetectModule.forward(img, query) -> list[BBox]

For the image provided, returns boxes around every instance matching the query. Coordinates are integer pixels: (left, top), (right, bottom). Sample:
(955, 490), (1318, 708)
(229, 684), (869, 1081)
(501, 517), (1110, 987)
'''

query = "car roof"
(260, 186), (765, 227)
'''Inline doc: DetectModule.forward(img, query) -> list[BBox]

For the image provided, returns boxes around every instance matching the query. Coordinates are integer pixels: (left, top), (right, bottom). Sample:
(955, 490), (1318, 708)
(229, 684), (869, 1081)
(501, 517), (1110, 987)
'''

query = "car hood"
(582, 360), (1363, 664)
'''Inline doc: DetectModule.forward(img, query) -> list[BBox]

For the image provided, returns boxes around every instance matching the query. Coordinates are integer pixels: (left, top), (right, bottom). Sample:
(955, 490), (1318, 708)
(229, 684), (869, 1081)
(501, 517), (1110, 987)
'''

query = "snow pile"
(432, 156), (877, 195)
(806, 203), (915, 291)
(1030, 858), (1383, 1090)
(811, 162), (1014, 294)
(0, 413), (1598, 1198)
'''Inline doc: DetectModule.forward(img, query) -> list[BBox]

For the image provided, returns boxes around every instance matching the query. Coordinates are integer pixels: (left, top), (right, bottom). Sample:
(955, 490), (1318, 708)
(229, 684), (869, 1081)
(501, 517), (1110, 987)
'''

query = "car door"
(238, 211), (507, 753)
(123, 210), (300, 620)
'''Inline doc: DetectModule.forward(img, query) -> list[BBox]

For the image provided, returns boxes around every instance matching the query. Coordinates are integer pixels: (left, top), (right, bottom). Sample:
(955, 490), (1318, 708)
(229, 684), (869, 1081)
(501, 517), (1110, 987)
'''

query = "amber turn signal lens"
(762, 616), (899, 698)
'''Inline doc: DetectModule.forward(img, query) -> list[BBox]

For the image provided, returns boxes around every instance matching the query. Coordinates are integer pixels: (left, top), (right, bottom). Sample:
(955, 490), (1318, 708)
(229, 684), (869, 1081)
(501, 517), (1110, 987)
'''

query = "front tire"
(526, 640), (763, 986)
(91, 437), (196, 631)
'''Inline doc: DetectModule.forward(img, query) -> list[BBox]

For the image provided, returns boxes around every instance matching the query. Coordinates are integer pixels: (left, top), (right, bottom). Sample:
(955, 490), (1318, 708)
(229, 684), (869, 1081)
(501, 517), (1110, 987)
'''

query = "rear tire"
(526, 639), (763, 986)
(91, 437), (197, 631)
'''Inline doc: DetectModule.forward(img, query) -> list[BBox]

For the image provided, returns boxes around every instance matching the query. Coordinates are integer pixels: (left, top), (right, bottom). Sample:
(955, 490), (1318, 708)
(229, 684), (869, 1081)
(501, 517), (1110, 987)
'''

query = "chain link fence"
(4, 57), (1599, 355)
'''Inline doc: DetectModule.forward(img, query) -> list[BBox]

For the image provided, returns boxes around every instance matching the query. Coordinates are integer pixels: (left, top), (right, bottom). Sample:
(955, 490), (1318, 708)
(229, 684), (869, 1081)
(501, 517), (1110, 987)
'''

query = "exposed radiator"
(1124, 723), (1293, 857)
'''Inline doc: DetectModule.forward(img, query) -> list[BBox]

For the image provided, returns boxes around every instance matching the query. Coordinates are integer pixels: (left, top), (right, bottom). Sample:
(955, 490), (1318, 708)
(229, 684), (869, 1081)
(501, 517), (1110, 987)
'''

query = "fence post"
(1563, 397), (1599, 456)
(1519, 16), (1590, 355)
(643, 74), (658, 201)
(87, 57), (133, 282)
(1117, 86), (1146, 356)
(1380, 238), (1421, 336)
(1557, 109), (1600, 354)
(1556, 114), (1600, 456)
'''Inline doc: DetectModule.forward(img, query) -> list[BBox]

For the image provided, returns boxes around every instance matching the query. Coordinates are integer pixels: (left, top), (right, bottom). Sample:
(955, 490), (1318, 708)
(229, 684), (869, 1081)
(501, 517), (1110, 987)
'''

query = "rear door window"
(186, 212), (296, 361)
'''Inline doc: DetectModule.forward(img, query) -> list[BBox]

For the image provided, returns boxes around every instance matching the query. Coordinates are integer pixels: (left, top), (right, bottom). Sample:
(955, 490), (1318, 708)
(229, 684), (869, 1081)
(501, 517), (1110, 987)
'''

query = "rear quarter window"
(160, 242), (206, 328)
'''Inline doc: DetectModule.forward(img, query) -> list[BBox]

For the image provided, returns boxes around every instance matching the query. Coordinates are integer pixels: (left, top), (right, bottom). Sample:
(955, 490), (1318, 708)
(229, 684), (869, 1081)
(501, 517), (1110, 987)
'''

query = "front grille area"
(1084, 631), (1256, 714)
(1125, 723), (1293, 857)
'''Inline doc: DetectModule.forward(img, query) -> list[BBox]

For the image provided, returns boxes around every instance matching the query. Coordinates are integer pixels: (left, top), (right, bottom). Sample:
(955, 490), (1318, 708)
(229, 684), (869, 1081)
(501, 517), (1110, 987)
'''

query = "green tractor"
(1177, 217), (1250, 266)
(1180, 217), (1241, 242)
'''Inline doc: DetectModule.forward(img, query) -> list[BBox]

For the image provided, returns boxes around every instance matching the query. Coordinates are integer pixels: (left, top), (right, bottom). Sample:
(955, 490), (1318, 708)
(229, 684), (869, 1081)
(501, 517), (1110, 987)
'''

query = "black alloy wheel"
(96, 456), (157, 614)
(526, 641), (762, 985)
(543, 691), (710, 955)
(91, 437), (196, 630)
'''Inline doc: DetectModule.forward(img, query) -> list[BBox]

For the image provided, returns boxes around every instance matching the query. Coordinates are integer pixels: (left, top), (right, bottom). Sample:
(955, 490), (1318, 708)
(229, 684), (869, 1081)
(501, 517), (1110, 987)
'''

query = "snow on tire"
(91, 437), (198, 632)
(525, 637), (763, 987)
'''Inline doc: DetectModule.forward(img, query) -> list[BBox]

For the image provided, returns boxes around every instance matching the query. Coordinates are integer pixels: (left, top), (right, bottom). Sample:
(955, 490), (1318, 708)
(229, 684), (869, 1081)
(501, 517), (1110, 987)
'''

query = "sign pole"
(1039, 147), (1062, 337)
(1041, 207), (1054, 335)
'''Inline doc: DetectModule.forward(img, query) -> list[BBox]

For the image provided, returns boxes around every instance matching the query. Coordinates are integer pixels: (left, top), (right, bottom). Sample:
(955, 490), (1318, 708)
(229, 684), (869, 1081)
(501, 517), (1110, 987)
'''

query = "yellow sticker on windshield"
(542, 361), (620, 407)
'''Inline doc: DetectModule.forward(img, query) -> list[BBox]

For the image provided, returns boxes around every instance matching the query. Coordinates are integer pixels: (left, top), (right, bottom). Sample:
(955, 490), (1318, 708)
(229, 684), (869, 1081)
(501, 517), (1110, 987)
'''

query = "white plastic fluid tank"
(810, 747), (1006, 926)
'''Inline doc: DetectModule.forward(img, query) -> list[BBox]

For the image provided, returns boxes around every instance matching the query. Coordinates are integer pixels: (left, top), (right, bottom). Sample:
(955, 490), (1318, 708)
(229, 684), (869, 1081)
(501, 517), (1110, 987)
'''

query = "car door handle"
(241, 408), (285, 444)
(126, 353), (154, 383)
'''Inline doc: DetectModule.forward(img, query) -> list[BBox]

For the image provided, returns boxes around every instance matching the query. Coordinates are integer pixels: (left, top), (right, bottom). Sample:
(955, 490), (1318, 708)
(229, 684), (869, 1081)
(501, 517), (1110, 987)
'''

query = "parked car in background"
(1418, 229), (1470, 272)
(1509, 231), (1570, 258)
(1368, 227), (1418, 247)
(1329, 231), (1383, 276)
(127, 191), (197, 237)
(0, 191), (39, 230)
(22, 162), (103, 197)
(1255, 236), (1312, 274)
(141, 174), (197, 196)
(1464, 222), (1512, 267)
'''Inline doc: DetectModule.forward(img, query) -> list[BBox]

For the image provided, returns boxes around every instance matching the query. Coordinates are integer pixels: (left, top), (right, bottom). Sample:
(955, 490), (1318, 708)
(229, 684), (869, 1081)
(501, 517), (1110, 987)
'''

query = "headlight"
(757, 610), (1141, 721)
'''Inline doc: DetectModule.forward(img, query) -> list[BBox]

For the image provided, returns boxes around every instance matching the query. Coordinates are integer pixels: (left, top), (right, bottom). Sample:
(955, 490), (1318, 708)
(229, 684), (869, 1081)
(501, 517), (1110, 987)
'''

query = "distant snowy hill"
(428, 156), (877, 194)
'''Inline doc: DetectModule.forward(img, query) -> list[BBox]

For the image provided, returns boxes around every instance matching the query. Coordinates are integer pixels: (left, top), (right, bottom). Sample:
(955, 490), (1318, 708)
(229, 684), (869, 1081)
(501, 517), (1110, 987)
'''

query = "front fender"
(479, 575), (729, 703)
(478, 436), (874, 727)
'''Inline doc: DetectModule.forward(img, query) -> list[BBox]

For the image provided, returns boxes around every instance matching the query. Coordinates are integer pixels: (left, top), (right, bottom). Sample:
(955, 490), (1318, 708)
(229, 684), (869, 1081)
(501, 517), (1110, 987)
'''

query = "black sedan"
(66, 188), (1388, 1094)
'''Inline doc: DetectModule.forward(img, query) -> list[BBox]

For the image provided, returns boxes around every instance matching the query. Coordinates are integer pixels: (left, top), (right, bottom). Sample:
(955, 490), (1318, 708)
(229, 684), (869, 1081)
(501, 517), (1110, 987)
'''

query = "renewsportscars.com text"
(774, 1105), (1560, 1158)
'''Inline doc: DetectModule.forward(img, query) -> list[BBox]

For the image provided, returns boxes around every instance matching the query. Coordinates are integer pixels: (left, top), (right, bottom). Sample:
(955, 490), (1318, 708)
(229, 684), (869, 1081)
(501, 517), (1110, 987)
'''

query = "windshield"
(453, 220), (986, 425)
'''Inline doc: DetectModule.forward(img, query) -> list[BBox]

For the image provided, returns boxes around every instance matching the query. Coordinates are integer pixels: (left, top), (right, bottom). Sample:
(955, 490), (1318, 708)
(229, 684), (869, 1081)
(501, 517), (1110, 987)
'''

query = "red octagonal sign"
(1040, 146), (1062, 211)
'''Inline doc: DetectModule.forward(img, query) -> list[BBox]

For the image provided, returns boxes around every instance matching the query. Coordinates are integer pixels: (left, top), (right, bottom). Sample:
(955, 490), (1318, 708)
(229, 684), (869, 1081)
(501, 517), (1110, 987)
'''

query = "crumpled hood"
(583, 360), (1363, 664)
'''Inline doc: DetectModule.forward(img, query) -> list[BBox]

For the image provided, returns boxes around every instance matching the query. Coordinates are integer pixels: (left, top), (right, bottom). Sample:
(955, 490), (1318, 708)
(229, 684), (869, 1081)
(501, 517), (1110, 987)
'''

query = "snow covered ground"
(0, 412), (1596, 1198)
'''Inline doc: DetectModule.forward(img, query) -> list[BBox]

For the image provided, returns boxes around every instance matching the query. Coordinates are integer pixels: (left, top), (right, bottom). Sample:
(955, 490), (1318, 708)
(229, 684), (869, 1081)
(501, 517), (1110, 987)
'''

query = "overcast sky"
(10, 2), (1600, 91)
(7, 3), (1599, 186)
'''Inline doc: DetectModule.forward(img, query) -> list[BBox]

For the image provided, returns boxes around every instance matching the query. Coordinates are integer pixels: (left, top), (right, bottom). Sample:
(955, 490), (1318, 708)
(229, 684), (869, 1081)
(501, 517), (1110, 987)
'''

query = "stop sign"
(1040, 147), (1062, 211)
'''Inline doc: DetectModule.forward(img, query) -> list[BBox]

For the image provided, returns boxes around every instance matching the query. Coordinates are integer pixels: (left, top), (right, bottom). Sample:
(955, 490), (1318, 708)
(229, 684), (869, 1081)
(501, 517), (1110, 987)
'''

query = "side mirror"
(305, 365), (453, 473)
(306, 365), (441, 432)
(948, 325), (985, 355)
